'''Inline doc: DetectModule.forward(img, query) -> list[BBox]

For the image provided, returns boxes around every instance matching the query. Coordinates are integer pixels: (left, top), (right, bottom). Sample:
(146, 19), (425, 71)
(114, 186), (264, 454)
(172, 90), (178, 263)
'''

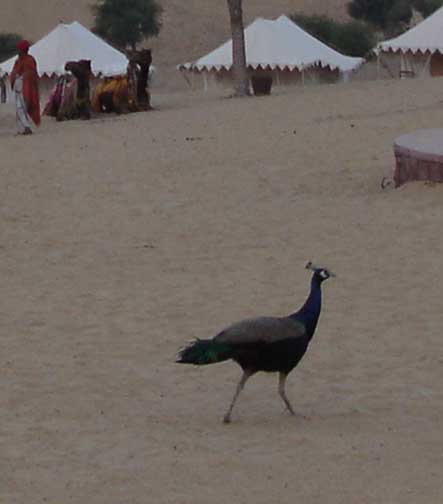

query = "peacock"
(176, 261), (334, 423)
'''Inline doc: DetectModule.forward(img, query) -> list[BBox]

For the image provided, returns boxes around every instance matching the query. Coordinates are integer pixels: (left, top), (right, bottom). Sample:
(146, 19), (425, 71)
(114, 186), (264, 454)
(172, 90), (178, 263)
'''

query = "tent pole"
(420, 52), (432, 78)
(203, 73), (208, 93)
(400, 54), (405, 79)
(180, 70), (192, 89)
(377, 52), (380, 80)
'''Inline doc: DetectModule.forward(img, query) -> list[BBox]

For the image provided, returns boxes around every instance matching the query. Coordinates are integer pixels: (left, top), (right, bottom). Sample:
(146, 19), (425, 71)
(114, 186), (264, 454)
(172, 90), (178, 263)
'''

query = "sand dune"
(1, 76), (443, 502)
(0, 0), (348, 70)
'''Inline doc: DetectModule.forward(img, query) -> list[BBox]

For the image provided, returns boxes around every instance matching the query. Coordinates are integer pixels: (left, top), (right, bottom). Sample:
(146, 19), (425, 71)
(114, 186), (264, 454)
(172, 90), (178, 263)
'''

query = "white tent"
(0, 21), (128, 78)
(377, 6), (443, 78)
(178, 15), (364, 89)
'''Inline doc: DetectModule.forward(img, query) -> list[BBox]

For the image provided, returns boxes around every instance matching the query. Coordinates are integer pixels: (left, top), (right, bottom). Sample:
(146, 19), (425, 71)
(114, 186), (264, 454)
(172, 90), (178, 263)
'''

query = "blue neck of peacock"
(290, 275), (322, 340)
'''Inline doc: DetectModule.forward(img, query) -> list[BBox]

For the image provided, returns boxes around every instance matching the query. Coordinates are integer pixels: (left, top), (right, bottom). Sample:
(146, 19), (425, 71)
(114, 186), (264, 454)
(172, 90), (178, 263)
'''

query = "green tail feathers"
(176, 339), (232, 365)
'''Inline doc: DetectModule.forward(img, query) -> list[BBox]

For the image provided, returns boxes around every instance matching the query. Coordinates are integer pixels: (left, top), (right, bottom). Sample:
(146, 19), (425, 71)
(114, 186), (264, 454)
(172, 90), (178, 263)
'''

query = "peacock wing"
(214, 316), (306, 345)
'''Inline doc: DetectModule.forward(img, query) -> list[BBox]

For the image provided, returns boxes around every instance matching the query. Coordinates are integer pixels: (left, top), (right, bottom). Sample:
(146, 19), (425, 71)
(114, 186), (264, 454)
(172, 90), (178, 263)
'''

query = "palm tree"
(227, 0), (250, 96)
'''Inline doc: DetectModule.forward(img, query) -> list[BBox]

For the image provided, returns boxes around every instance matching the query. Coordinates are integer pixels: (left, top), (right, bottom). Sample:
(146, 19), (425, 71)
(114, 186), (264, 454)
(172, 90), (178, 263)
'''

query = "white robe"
(13, 76), (32, 133)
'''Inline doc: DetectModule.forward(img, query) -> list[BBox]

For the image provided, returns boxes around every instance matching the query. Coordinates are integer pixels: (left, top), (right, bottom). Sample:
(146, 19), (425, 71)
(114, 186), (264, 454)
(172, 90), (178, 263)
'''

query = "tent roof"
(178, 15), (364, 73)
(378, 6), (443, 54)
(0, 21), (128, 77)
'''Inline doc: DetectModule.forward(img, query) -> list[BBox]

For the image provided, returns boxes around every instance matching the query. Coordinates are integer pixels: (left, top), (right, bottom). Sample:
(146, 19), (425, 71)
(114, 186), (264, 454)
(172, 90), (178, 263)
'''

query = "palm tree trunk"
(227, 0), (250, 96)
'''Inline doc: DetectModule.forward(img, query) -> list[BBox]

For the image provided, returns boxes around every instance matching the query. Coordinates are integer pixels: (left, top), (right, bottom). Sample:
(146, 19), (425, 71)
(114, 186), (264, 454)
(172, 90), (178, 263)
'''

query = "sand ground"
(1, 78), (443, 503)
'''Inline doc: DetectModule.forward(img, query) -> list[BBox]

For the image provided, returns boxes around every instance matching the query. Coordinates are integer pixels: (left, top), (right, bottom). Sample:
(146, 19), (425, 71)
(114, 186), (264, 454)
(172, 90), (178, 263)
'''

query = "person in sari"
(9, 40), (41, 135)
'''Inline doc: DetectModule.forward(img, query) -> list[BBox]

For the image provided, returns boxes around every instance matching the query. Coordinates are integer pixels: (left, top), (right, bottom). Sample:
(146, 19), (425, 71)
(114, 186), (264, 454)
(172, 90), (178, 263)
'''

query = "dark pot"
(251, 75), (273, 96)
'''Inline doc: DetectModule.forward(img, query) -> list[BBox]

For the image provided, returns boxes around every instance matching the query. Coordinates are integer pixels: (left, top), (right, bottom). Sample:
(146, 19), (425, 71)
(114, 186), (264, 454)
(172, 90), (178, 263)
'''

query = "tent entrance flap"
(430, 52), (443, 76)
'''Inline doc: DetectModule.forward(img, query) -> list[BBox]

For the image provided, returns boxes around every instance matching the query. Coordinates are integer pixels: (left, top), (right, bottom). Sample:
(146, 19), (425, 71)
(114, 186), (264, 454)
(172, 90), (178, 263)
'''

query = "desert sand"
(1, 77), (443, 503)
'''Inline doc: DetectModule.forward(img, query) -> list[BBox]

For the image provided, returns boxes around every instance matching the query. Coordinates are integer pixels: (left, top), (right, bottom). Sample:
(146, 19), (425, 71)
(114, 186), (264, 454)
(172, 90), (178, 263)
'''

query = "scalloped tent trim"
(178, 61), (342, 73)
(378, 46), (443, 55)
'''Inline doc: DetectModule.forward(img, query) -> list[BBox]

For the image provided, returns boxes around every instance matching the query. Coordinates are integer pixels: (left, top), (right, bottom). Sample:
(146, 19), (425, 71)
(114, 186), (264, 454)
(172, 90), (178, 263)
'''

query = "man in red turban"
(9, 40), (41, 135)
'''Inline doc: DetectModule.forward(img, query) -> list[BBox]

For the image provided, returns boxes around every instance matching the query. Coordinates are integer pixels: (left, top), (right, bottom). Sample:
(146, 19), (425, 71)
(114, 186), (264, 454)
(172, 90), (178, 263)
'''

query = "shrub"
(92, 0), (163, 50)
(413, 0), (443, 17)
(290, 14), (376, 57)
(0, 33), (23, 62)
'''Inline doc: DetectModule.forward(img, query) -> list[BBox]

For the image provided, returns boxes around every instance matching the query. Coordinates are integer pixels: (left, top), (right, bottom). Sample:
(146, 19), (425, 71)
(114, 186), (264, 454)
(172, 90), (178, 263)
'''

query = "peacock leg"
(223, 370), (252, 424)
(278, 372), (295, 416)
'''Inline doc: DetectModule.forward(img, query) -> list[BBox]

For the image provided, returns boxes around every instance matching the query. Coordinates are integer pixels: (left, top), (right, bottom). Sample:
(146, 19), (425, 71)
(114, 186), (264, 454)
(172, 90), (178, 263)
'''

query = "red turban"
(16, 40), (31, 53)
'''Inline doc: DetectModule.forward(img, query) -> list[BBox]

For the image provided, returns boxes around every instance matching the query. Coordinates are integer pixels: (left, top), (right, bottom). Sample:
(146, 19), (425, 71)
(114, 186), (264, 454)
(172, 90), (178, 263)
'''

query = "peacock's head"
(306, 261), (335, 282)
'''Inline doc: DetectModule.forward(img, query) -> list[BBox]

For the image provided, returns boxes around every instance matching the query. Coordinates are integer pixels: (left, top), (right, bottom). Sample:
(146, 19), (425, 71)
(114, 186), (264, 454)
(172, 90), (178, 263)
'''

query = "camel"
(91, 49), (152, 114)
(44, 59), (92, 121)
